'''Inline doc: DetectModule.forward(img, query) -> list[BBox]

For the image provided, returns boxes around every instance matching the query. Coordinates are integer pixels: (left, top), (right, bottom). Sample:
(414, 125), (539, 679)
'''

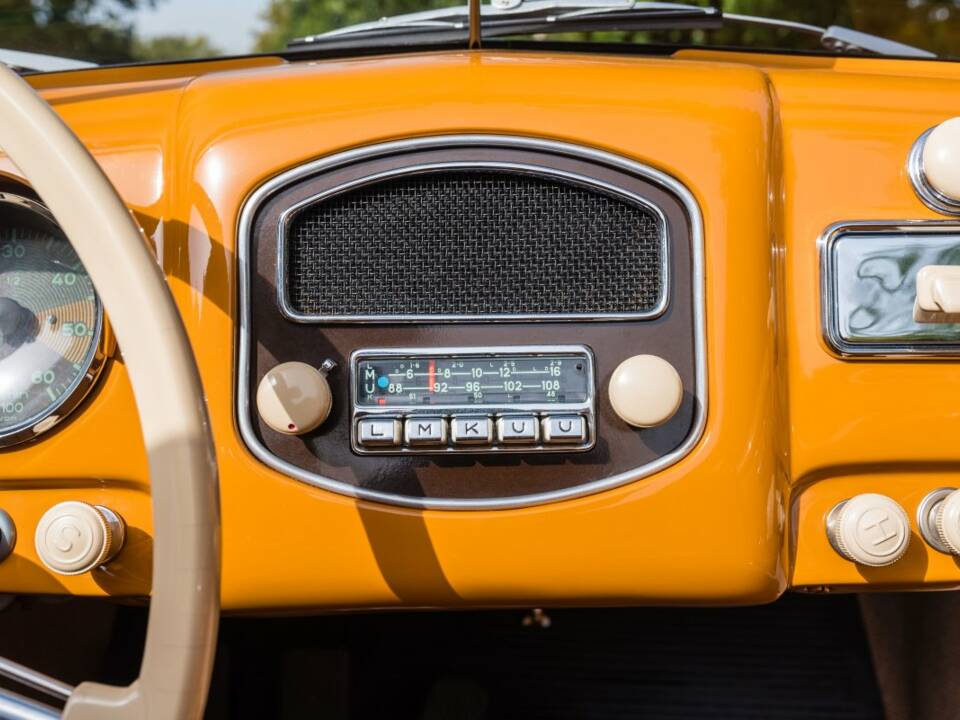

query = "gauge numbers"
(0, 199), (103, 445)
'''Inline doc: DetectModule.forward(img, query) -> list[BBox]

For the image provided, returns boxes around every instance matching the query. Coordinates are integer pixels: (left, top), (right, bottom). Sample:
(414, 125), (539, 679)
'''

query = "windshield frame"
(11, 0), (959, 76)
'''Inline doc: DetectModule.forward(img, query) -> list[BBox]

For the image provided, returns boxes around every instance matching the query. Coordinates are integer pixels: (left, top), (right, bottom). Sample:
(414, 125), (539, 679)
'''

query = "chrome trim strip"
(0, 689), (59, 720)
(237, 134), (707, 510)
(916, 487), (955, 554)
(0, 659), (71, 703)
(819, 219), (960, 357)
(275, 161), (670, 323)
(0, 509), (14, 563)
(0, 193), (108, 448)
(908, 128), (960, 217)
(349, 344), (596, 455)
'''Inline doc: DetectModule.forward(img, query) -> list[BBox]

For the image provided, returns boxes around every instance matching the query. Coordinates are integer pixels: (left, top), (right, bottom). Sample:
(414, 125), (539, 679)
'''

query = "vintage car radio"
(350, 346), (596, 454)
(238, 135), (705, 507)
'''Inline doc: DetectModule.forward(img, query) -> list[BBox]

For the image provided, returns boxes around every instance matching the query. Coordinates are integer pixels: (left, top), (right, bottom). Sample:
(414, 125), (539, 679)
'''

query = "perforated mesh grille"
(285, 170), (664, 318)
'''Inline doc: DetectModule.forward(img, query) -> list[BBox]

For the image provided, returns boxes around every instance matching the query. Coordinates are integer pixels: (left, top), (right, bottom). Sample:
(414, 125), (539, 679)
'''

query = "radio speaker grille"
(284, 170), (664, 319)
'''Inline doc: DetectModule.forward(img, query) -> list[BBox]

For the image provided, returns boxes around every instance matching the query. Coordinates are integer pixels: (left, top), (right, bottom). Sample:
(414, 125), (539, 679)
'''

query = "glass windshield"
(0, 1), (957, 69)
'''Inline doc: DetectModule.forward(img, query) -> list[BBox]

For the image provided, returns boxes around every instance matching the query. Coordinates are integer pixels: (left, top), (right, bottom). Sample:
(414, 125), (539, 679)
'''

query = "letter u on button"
(543, 415), (586, 444)
(497, 416), (539, 443)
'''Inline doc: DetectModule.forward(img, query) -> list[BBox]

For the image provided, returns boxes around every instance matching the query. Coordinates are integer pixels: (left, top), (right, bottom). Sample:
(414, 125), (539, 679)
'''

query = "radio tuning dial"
(608, 354), (683, 428)
(257, 360), (334, 435)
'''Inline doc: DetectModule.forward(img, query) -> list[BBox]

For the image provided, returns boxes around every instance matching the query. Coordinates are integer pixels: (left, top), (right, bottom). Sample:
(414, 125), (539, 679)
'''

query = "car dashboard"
(1, 48), (960, 611)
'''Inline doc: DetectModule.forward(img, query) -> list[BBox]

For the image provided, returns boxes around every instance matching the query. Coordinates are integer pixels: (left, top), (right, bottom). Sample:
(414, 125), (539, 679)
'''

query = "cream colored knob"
(934, 489), (960, 555)
(35, 502), (125, 576)
(922, 117), (960, 201)
(826, 494), (910, 567)
(608, 354), (683, 428)
(916, 488), (960, 554)
(256, 361), (332, 435)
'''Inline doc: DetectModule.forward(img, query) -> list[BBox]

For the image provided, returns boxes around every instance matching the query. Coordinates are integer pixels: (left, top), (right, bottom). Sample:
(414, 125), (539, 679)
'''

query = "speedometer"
(0, 194), (106, 447)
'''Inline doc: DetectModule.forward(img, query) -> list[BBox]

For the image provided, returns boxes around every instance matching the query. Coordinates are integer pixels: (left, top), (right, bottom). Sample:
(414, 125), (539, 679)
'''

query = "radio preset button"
(404, 417), (447, 446)
(542, 415), (586, 444)
(358, 418), (402, 447)
(451, 417), (493, 445)
(497, 416), (539, 444)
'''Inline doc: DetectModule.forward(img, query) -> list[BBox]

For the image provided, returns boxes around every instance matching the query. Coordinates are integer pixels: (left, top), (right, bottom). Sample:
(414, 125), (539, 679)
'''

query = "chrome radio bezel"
(350, 345), (597, 455)
(236, 134), (708, 510)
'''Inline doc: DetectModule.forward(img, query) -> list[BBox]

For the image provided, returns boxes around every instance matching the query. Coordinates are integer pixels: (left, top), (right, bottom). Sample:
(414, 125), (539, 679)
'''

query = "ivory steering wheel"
(0, 64), (220, 719)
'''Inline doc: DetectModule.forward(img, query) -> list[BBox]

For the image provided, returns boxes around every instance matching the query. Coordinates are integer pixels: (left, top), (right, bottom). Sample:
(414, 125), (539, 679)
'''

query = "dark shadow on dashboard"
(639, 388), (697, 456)
(0, 555), (68, 594)
(156, 209), (234, 320)
(92, 525), (153, 597)
(42, 79), (192, 108)
(857, 530), (928, 584)
(355, 503), (462, 604)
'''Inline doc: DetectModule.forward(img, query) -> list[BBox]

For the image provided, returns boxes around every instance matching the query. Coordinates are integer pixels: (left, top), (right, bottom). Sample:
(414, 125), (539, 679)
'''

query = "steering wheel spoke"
(0, 64), (220, 720)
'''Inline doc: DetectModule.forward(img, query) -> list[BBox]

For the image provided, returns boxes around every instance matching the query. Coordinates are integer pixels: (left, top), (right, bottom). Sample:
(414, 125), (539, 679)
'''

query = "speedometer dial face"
(0, 196), (103, 446)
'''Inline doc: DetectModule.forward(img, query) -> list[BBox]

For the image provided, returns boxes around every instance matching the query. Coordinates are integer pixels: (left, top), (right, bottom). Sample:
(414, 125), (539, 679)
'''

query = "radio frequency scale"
(350, 346), (596, 454)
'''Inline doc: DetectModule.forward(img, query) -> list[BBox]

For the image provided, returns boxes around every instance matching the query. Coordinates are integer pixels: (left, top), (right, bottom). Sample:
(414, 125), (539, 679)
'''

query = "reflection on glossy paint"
(187, 207), (212, 319)
(95, 147), (163, 209)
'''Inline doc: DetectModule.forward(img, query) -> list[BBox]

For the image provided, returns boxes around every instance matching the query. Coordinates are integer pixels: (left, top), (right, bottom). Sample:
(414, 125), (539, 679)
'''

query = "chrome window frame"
(819, 219), (960, 357)
(236, 134), (708, 510)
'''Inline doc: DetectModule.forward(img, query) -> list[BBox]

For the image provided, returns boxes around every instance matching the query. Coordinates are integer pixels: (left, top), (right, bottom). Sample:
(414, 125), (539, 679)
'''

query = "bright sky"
(131, 0), (272, 55)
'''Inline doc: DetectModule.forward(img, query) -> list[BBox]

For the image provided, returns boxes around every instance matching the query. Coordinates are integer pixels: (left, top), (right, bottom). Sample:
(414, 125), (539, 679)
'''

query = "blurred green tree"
(132, 33), (221, 60)
(254, 0), (960, 58)
(255, 0), (456, 51)
(0, 0), (158, 63)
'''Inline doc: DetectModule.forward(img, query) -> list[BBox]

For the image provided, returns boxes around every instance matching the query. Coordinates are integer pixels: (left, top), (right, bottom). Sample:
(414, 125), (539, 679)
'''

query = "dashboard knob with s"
(35, 501), (125, 575)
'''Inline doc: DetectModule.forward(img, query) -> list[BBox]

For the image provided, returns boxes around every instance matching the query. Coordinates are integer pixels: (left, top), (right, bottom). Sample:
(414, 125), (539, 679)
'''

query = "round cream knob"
(256, 361), (333, 435)
(922, 117), (960, 202)
(934, 489), (960, 555)
(826, 494), (910, 567)
(916, 488), (958, 554)
(608, 354), (683, 428)
(35, 502), (125, 576)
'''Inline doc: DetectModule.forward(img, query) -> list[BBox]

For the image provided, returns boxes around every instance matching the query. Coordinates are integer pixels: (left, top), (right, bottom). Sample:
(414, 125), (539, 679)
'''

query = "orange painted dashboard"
(1, 48), (960, 610)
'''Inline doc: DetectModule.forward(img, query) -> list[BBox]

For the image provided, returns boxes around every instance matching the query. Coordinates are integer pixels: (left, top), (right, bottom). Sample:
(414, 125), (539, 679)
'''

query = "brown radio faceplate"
(240, 139), (702, 507)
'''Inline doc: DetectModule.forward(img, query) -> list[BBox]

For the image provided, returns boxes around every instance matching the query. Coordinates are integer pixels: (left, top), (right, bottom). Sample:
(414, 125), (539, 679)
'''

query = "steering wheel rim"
(0, 65), (220, 719)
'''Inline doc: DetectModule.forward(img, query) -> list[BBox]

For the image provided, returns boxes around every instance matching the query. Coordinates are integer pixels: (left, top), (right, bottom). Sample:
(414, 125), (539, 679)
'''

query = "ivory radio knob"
(826, 494), (910, 567)
(608, 354), (683, 428)
(921, 117), (960, 202)
(256, 361), (333, 435)
(35, 501), (125, 576)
